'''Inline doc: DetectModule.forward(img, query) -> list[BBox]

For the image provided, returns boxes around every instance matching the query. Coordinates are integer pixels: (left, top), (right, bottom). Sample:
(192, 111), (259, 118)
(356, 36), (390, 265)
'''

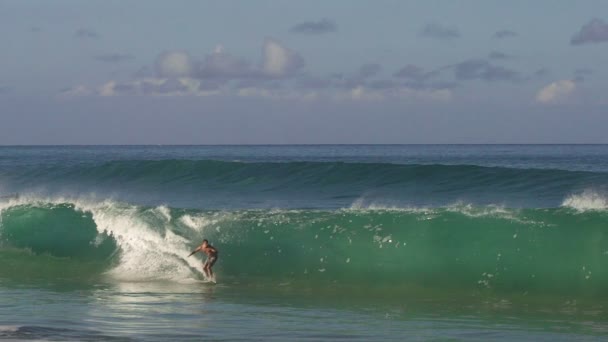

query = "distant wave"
(2, 160), (608, 208)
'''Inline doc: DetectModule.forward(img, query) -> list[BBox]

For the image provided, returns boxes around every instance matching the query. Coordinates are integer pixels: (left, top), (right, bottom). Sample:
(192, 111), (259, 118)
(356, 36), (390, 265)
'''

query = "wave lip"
(562, 190), (608, 211)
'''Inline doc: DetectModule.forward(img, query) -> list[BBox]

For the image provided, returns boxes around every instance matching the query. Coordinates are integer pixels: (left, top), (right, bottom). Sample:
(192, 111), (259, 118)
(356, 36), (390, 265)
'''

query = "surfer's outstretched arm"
(187, 246), (201, 257)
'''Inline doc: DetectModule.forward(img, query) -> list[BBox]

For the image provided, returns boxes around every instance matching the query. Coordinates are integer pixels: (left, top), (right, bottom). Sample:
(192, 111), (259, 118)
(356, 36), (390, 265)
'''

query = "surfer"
(188, 239), (218, 278)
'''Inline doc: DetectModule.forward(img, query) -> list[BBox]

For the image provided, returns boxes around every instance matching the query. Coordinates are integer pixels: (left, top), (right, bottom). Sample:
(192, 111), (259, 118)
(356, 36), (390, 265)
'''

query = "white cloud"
(536, 80), (576, 104)
(334, 86), (452, 102)
(62, 38), (456, 104)
(350, 86), (385, 101)
(98, 81), (118, 96)
(262, 38), (304, 77)
(60, 85), (92, 97)
(80, 78), (221, 97)
(198, 46), (253, 79)
(237, 87), (273, 98)
(236, 86), (319, 101)
(396, 88), (453, 102)
(155, 51), (194, 78)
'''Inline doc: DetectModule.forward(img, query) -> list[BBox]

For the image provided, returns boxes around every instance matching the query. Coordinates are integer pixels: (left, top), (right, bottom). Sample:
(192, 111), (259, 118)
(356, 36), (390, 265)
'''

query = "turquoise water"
(1, 145), (608, 340)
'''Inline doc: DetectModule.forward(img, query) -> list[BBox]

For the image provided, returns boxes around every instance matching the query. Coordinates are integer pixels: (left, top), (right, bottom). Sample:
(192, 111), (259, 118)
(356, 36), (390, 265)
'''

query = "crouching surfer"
(188, 239), (218, 279)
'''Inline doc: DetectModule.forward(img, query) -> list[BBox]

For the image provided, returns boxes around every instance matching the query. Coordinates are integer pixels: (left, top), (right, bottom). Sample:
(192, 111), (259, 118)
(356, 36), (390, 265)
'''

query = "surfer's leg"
(208, 256), (217, 277)
(203, 261), (210, 277)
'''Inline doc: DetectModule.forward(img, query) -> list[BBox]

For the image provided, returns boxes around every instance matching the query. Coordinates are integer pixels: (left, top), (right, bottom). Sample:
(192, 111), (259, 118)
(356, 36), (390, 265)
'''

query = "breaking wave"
(1, 196), (607, 297)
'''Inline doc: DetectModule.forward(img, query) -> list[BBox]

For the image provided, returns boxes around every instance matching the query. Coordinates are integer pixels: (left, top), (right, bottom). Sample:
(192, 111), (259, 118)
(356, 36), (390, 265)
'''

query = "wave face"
(2, 159), (608, 209)
(2, 197), (607, 297)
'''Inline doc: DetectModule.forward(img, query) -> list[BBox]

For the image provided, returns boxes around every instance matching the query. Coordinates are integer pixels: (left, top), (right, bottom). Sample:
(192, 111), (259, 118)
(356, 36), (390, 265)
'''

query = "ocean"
(0, 145), (607, 341)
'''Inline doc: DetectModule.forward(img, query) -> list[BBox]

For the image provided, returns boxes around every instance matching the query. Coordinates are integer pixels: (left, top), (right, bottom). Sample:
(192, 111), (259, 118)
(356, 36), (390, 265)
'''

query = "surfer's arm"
(188, 246), (201, 257)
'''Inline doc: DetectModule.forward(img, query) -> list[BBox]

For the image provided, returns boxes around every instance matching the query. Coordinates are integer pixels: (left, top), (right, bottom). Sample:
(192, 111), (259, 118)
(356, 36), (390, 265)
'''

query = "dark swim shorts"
(204, 255), (218, 267)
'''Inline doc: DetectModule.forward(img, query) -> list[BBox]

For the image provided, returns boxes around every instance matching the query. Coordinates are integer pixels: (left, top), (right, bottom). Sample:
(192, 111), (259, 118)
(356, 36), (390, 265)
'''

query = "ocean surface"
(1, 145), (608, 341)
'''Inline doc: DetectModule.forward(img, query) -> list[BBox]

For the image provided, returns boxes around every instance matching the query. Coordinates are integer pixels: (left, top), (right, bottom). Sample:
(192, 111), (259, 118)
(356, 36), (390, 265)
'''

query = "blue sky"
(1, 0), (608, 144)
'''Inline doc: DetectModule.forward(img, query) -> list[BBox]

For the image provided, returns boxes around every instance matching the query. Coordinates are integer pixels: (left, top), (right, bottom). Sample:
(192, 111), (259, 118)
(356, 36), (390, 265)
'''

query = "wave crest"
(562, 190), (608, 211)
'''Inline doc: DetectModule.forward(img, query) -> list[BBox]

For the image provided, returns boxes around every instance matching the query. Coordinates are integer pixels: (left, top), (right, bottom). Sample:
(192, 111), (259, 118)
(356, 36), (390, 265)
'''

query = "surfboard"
(198, 275), (216, 284)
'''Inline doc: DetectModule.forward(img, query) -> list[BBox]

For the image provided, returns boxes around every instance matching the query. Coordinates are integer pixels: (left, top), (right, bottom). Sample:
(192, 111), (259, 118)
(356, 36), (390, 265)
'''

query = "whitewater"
(1, 145), (608, 341)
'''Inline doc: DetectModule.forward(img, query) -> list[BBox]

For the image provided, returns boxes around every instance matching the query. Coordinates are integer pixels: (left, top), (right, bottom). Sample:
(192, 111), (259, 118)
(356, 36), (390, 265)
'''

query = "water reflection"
(2, 279), (608, 341)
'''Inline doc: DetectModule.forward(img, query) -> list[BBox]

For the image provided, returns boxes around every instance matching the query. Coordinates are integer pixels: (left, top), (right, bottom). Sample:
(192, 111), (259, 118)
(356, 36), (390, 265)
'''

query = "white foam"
(75, 201), (203, 282)
(346, 199), (548, 227)
(562, 190), (608, 211)
(446, 202), (511, 218)
(179, 214), (214, 232)
(349, 197), (433, 213)
(155, 205), (172, 222)
(0, 195), (205, 282)
(348, 198), (520, 219)
(0, 325), (19, 332)
(445, 202), (549, 226)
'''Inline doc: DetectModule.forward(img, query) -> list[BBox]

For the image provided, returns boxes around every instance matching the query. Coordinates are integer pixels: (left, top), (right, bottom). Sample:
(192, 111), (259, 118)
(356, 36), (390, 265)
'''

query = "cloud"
(0, 85), (12, 94)
(94, 54), (134, 63)
(367, 80), (398, 90)
(62, 38), (453, 103)
(262, 38), (305, 77)
(334, 85), (452, 102)
(289, 18), (337, 34)
(236, 86), (319, 102)
(152, 40), (304, 81)
(393, 64), (435, 82)
(60, 85), (93, 97)
(358, 63), (382, 79)
(488, 51), (513, 60)
(61, 77), (221, 98)
(75, 28), (99, 39)
(197, 45), (255, 79)
(91, 78), (221, 97)
(67, 39), (306, 99)
(420, 23), (460, 39)
(233, 80), (453, 103)
(144, 78), (189, 95)
(571, 18), (608, 45)
(536, 80), (576, 104)
(452, 59), (520, 82)
(133, 66), (154, 78)
(493, 30), (517, 39)
(327, 65), (392, 89)
(30, 27), (42, 33)
(155, 51), (194, 78)
(296, 75), (332, 89)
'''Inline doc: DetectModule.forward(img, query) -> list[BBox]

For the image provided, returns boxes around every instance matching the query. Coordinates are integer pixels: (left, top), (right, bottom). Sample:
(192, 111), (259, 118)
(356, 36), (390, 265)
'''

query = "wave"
(1, 196), (607, 298)
(2, 160), (608, 208)
(561, 189), (608, 211)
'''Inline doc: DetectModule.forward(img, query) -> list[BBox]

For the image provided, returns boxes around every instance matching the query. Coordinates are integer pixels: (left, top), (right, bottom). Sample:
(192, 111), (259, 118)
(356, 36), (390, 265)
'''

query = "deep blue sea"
(1, 145), (608, 341)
